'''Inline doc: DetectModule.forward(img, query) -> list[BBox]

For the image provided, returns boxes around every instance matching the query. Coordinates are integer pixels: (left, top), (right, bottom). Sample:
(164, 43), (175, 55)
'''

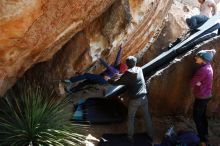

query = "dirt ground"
(84, 116), (220, 146)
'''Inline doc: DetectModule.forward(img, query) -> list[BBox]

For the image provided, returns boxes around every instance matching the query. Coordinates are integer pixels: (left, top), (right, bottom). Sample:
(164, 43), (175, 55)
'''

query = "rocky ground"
(85, 116), (220, 146)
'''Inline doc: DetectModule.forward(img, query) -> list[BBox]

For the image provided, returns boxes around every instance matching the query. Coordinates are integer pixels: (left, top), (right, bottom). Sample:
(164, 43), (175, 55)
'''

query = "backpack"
(176, 131), (200, 146)
(160, 130), (200, 146)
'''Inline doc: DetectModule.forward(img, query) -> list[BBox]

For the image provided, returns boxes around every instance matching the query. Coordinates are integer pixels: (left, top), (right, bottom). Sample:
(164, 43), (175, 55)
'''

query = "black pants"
(193, 98), (210, 142)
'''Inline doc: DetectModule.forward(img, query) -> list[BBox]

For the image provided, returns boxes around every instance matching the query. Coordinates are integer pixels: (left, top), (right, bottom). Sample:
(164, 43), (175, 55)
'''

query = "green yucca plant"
(0, 81), (87, 146)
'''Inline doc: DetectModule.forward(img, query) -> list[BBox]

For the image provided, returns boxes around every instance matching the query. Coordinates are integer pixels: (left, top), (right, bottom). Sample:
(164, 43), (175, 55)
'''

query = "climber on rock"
(63, 46), (128, 93)
(186, 0), (217, 31)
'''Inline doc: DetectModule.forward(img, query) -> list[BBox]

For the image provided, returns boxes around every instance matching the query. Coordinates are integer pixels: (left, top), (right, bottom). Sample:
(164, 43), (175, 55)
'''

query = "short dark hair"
(126, 56), (137, 68)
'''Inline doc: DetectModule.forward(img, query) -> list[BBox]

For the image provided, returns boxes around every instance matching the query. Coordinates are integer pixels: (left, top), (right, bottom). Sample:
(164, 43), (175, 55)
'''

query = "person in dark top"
(64, 47), (127, 93)
(108, 56), (154, 143)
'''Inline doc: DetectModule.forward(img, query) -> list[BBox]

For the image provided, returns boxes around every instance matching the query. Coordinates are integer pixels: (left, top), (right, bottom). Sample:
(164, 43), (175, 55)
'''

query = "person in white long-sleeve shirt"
(186, 0), (217, 30)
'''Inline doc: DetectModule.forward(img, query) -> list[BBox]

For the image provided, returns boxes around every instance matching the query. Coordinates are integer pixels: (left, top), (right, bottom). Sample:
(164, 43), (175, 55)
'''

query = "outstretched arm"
(99, 58), (116, 74)
(114, 46), (122, 67)
(108, 72), (128, 85)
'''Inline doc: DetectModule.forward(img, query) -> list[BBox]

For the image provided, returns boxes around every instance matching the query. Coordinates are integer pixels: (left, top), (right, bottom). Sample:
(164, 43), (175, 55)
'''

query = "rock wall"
(23, 0), (172, 91)
(0, 0), (116, 96)
(139, 0), (190, 64)
(0, 0), (173, 96)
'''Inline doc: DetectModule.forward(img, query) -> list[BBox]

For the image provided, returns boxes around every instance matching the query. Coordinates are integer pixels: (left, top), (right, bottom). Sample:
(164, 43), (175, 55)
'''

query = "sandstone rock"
(22, 0), (172, 94)
(139, 0), (189, 65)
(0, 0), (116, 95)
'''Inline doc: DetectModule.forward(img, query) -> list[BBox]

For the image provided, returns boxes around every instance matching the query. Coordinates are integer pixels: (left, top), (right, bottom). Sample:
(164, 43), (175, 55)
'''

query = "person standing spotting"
(108, 56), (154, 143)
(186, 0), (217, 30)
(191, 49), (216, 146)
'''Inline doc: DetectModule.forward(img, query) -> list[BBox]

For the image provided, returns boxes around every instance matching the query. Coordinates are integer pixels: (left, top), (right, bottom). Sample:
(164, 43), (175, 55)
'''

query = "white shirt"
(200, 0), (216, 17)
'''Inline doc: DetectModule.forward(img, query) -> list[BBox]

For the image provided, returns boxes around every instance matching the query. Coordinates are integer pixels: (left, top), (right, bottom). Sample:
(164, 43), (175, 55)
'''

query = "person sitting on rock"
(64, 47), (128, 93)
(186, 0), (217, 31)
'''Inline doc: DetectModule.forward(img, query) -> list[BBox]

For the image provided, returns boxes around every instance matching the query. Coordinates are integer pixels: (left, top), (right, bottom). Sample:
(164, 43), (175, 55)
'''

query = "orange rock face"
(0, 0), (172, 95)
(0, 0), (116, 95)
